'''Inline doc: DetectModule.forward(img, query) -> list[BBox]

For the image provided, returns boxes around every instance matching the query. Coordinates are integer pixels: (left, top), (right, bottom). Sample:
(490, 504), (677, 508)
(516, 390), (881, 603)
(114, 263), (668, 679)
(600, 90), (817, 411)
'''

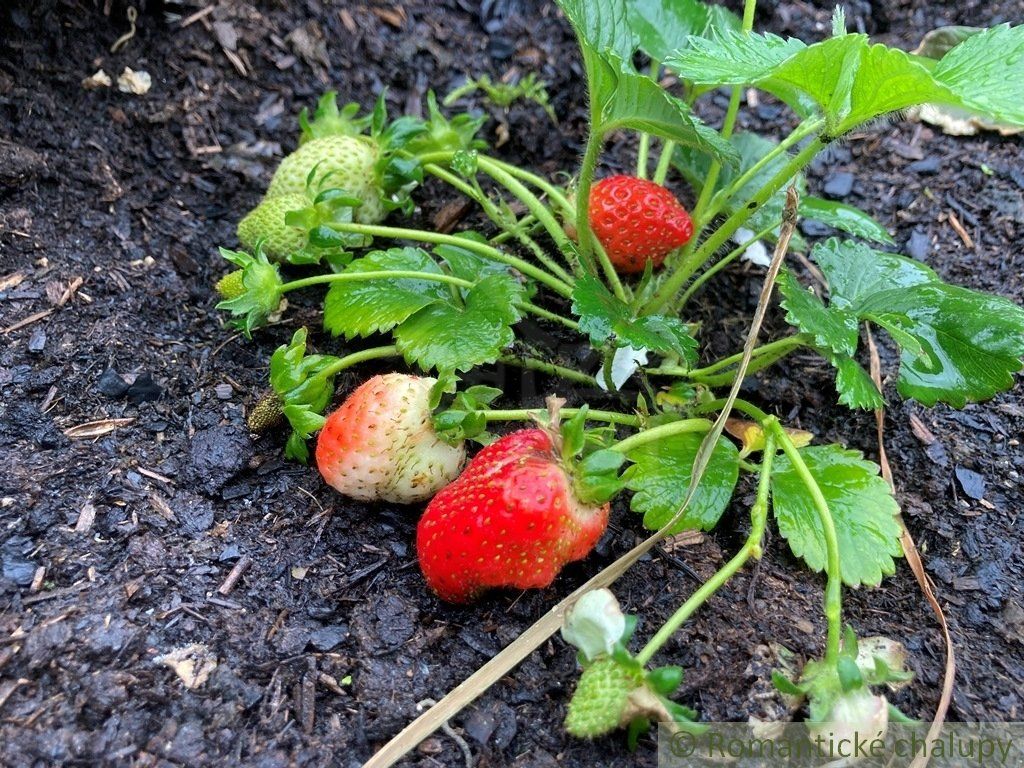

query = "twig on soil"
(416, 699), (474, 768)
(217, 555), (253, 596)
(867, 323), (956, 768)
(947, 212), (975, 249)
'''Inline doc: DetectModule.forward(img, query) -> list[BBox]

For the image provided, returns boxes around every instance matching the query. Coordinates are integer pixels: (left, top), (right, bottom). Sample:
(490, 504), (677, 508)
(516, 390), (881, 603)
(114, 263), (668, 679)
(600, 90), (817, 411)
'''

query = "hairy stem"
(324, 222), (575, 298)
(314, 345), (401, 381)
(643, 139), (821, 314)
(282, 270), (472, 293)
(770, 421), (843, 662)
(422, 164), (574, 285)
(498, 355), (599, 388)
(636, 427), (775, 666)
(574, 128), (602, 274)
(483, 408), (641, 427)
(687, 334), (809, 379)
(675, 222), (778, 309)
(476, 157), (579, 273)
(651, 140), (676, 186)
(611, 418), (713, 454)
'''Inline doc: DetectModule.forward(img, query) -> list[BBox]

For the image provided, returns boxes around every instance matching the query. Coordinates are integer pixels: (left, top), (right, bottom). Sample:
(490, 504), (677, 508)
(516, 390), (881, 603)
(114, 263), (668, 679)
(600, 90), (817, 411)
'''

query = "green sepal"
(646, 666), (684, 696)
(574, 448), (627, 505)
(836, 656), (864, 692)
(215, 247), (285, 337)
(298, 91), (372, 144)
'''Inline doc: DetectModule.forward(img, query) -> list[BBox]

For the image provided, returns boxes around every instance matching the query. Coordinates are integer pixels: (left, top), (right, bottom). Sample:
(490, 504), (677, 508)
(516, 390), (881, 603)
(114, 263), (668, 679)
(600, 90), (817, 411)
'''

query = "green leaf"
(931, 25), (1024, 127)
(626, 0), (740, 64)
(777, 270), (858, 357)
(624, 432), (740, 533)
(814, 239), (1024, 407)
(572, 274), (697, 361)
(323, 247), (450, 339)
(432, 233), (520, 284)
(799, 196), (894, 245)
(832, 355), (884, 410)
(669, 32), (950, 132)
(556, 0), (739, 167)
(394, 274), (525, 373)
(771, 444), (902, 587)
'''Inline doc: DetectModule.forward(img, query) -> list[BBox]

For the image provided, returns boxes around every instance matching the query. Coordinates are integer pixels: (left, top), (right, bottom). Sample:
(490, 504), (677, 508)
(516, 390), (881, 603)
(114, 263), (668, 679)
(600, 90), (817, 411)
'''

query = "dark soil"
(1, 1), (1022, 766)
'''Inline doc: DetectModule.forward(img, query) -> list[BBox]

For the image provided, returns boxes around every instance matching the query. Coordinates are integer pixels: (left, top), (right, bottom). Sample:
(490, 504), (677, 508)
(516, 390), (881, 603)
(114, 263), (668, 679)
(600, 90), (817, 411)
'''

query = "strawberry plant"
(214, 0), (1024, 756)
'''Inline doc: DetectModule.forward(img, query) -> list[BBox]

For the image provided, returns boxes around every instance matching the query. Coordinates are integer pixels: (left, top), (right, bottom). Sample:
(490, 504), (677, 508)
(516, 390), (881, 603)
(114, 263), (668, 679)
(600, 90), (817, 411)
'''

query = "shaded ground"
(1, 1), (1022, 766)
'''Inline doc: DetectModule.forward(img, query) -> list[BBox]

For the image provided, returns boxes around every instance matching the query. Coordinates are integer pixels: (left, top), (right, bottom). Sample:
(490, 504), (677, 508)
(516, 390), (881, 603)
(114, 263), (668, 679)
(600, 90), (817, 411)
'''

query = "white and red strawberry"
(416, 428), (611, 603)
(316, 374), (465, 503)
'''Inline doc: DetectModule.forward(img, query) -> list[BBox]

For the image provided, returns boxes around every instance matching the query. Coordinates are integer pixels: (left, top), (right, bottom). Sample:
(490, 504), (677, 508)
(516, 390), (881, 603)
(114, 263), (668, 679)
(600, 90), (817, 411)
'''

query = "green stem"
(769, 421), (843, 662)
(324, 222), (575, 299)
(675, 222), (778, 309)
(564, 123), (627, 300)
(692, 397), (770, 424)
(701, 117), (824, 227)
(487, 158), (575, 218)
(476, 157), (578, 269)
(483, 408), (641, 427)
(642, 137), (823, 314)
(687, 335), (808, 378)
(424, 163), (575, 285)
(593, 238), (630, 303)
(282, 270), (472, 293)
(574, 127), (603, 274)
(636, 427), (775, 666)
(315, 344), (400, 381)
(637, 133), (652, 179)
(499, 355), (599, 388)
(610, 418), (713, 454)
(518, 301), (579, 331)
(652, 140), (676, 186)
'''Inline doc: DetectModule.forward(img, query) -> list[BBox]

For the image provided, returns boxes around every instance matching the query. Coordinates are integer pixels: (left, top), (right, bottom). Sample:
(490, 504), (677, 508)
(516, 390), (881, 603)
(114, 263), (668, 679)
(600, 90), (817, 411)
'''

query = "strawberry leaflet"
(395, 273), (526, 373)
(324, 247), (451, 338)
(780, 239), (1024, 407)
(572, 274), (698, 361)
(623, 433), (740, 533)
(771, 445), (902, 587)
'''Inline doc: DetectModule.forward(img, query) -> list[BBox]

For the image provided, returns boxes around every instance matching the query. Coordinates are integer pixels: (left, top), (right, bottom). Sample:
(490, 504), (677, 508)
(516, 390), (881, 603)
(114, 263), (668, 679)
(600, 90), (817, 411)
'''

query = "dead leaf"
(63, 417), (135, 439)
(82, 69), (112, 89)
(117, 67), (152, 95)
(154, 644), (217, 689)
(910, 27), (1022, 136)
(725, 418), (813, 454)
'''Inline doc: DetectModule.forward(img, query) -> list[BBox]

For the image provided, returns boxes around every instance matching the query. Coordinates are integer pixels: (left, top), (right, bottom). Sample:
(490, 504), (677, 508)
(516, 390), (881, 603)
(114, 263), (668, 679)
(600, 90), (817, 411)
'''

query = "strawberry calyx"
(550, 400), (626, 506)
(215, 247), (285, 337)
(298, 91), (373, 145)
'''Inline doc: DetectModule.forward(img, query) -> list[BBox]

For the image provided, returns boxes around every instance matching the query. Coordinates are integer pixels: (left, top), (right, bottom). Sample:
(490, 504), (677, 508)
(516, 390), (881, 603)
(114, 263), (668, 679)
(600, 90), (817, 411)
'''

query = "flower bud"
(808, 688), (889, 756)
(562, 588), (626, 661)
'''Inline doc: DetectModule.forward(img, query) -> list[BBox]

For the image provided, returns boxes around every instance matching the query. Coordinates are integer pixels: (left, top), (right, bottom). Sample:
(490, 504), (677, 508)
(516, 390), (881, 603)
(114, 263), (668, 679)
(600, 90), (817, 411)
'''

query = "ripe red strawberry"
(416, 429), (611, 603)
(316, 374), (465, 504)
(589, 176), (694, 274)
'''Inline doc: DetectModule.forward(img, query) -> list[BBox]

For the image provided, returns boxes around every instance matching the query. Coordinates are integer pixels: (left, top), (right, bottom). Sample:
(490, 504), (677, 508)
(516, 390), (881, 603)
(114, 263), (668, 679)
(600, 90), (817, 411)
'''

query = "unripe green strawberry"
(565, 658), (644, 738)
(267, 136), (385, 224)
(247, 391), (285, 433)
(216, 270), (245, 300)
(236, 193), (311, 261)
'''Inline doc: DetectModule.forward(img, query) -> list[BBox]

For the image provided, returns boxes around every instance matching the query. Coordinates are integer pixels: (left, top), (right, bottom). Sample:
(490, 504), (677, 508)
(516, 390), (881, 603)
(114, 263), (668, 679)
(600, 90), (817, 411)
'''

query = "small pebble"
(906, 229), (931, 261)
(907, 155), (941, 175)
(97, 368), (130, 398)
(215, 383), (233, 400)
(27, 328), (46, 352)
(823, 172), (854, 198)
